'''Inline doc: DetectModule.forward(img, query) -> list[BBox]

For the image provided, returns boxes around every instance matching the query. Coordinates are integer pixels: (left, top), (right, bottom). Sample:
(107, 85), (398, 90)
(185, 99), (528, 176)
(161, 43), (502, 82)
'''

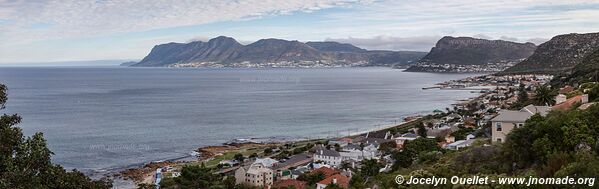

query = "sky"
(1, 0), (599, 64)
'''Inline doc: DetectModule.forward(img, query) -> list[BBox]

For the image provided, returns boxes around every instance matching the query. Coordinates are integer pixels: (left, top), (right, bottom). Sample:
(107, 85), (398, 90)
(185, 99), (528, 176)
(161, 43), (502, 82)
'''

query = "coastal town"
(4, 1), (599, 189)
(405, 61), (520, 73)
(124, 73), (598, 189)
(167, 60), (369, 69)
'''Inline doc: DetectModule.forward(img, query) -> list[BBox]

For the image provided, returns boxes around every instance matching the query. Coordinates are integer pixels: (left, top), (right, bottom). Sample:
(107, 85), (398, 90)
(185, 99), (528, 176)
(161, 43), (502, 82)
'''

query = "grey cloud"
(473, 34), (493, 40)
(526, 37), (550, 45)
(325, 35), (442, 51)
(500, 36), (519, 42)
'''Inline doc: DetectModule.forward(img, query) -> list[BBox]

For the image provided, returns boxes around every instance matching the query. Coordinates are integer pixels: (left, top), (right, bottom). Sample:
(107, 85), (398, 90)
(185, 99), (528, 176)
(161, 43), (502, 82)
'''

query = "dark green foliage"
(503, 107), (599, 169)
(450, 127), (474, 140)
(234, 153), (245, 161)
(392, 138), (440, 170)
(324, 183), (344, 189)
(378, 140), (397, 155)
(587, 83), (599, 102)
(360, 159), (382, 177)
(512, 83), (530, 109)
(348, 172), (366, 189)
(137, 183), (155, 189)
(297, 171), (325, 186)
(249, 153), (258, 159)
(416, 123), (427, 138)
(451, 145), (508, 175)
(555, 48), (599, 86)
(533, 85), (556, 106)
(0, 83), (112, 189)
(160, 165), (226, 189)
(263, 148), (273, 155)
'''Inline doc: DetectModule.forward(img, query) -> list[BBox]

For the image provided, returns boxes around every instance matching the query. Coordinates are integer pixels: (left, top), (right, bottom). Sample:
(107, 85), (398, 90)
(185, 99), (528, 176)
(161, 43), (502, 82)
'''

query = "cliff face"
(133, 36), (426, 67)
(305, 41), (368, 53)
(502, 32), (599, 74)
(233, 39), (322, 63)
(136, 36), (243, 66)
(417, 36), (537, 65)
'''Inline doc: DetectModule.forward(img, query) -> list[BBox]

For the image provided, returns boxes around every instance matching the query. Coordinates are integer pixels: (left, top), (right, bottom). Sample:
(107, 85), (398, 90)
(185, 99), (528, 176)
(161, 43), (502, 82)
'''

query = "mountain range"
(422, 36), (536, 65)
(502, 32), (599, 74)
(132, 36), (427, 67)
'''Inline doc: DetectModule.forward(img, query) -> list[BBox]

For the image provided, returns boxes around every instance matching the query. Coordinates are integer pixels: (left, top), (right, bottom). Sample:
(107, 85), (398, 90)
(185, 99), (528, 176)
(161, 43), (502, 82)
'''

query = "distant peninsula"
(130, 36), (427, 68)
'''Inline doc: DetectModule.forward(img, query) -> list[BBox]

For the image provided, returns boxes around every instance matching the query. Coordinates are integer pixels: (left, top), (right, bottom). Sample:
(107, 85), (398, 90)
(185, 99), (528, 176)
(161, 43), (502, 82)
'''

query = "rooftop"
(491, 110), (533, 122)
(521, 105), (551, 116)
(492, 105), (551, 122)
(553, 95), (587, 110)
(317, 174), (349, 188)
(312, 167), (340, 177)
(316, 148), (340, 157)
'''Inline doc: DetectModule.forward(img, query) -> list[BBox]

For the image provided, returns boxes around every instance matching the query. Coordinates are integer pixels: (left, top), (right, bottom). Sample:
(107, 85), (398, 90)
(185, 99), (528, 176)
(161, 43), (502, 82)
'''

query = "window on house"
(497, 138), (502, 142)
(496, 123), (502, 131)
(517, 123), (524, 128)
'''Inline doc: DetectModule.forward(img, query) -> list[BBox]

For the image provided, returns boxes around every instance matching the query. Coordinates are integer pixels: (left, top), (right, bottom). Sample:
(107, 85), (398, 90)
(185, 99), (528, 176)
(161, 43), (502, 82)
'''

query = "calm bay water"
(0, 67), (479, 171)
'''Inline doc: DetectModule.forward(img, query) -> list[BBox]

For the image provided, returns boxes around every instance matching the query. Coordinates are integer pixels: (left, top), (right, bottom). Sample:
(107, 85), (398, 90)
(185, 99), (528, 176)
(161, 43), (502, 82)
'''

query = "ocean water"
(0, 67), (480, 171)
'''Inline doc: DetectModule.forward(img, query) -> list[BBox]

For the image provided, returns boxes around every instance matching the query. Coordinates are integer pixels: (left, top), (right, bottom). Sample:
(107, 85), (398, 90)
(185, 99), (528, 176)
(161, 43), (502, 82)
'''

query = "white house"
(444, 139), (477, 150)
(339, 143), (380, 161)
(395, 133), (420, 148)
(313, 148), (342, 167)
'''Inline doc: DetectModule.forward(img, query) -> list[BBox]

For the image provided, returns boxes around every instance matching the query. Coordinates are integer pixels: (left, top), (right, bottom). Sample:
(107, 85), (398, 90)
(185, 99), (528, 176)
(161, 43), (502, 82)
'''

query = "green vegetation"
(391, 138), (441, 170)
(533, 85), (557, 106)
(368, 103), (599, 188)
(0, 84), (112, 189)
(159, 164), (234, 189)
(553, 48), (599, 86)
(298, 171), (325, 186)
(512, 83), (531, 109)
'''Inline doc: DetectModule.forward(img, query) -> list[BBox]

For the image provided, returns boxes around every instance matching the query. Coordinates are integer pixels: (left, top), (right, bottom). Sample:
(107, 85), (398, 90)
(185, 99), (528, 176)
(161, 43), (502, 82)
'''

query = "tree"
(324, 183), (344, 189)
(297, 172), (325, 186)
(360, 159), (382, 177)
(234, 153), (245, 162)
(517, 83), (529, 103)
(137, 183), (155, 189)
(160, 165), (223, 188)
(392, 138), (440, 170)
(0, 83), (112, 188)
(533, 85), (556, 106)
(263, 148), (273, 155)
(348, 172), (366, 189)
(587, 83), (599, 102)
(249, 153), (258, 159)
(416, 123), (427, 138)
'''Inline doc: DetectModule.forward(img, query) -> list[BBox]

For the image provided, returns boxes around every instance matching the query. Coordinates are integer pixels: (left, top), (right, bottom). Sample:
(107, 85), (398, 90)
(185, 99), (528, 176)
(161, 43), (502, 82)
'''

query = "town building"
(313, 147), (342, 167)
(491, 105), (551, 143)
(234, 161), (274, 187)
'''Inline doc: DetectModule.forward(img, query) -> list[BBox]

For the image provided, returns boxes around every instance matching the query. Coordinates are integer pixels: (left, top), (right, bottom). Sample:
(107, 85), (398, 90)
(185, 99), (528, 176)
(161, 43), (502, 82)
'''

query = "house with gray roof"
(313, 147), (341, 167)
(491, 105), (551, 143)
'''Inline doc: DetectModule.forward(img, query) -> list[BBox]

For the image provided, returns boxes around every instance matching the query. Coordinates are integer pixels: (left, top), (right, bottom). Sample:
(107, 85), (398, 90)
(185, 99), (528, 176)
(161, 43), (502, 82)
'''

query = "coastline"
(114, 75), (487, 186)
